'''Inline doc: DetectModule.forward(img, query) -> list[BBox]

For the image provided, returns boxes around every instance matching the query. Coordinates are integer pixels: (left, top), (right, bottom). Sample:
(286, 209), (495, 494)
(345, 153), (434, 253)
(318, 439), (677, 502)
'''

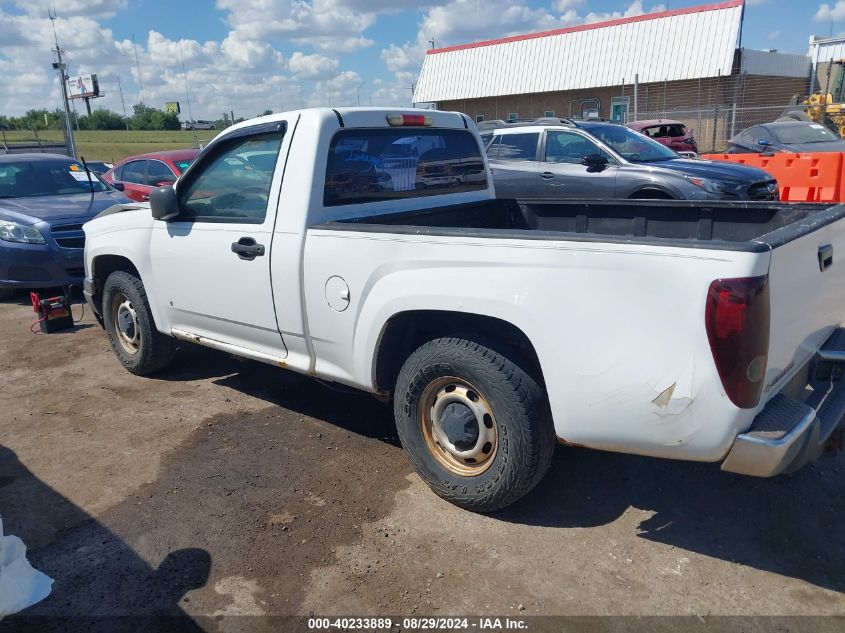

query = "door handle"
(231, 237), (266, 260)
(819, 244), (833, 272)
(539, 172), (555, 180)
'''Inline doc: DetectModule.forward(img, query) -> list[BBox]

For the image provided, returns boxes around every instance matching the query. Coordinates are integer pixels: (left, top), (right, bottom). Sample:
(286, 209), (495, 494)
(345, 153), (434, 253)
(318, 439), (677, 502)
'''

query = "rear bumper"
(722, 328), (845, 477)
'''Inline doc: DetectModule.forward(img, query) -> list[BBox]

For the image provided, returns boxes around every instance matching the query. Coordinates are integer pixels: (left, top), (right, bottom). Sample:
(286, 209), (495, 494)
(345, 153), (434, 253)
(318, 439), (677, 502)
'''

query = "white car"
(83, 108), (845, 512)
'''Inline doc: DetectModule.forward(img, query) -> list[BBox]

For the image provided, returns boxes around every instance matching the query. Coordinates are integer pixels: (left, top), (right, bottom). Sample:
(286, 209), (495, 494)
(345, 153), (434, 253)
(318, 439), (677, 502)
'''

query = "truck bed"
(321, 199), (843, 252)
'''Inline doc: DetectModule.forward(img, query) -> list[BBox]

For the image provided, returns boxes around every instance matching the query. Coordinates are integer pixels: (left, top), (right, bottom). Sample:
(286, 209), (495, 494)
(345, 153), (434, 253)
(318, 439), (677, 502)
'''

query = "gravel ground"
(1, 296), (843, 632)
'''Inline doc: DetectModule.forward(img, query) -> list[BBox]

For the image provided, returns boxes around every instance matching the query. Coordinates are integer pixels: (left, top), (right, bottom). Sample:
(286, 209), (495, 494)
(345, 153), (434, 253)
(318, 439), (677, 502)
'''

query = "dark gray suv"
(481, 119), (778, 201)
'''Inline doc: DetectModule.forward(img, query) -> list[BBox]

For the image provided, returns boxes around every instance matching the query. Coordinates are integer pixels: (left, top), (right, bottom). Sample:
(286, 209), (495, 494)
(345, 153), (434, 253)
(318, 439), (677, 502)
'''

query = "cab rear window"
(323, 128), (486, 206)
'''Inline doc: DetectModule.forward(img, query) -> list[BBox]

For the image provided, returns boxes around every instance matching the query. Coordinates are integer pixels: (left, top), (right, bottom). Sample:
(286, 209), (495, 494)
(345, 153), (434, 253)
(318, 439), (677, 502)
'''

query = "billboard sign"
(67, 73), (99, 99)
(165, 101), (181, 114)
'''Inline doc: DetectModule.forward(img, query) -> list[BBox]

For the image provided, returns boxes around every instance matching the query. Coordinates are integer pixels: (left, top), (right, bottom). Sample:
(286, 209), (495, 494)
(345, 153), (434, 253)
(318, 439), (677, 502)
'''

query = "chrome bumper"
(722, 328), (845, 477)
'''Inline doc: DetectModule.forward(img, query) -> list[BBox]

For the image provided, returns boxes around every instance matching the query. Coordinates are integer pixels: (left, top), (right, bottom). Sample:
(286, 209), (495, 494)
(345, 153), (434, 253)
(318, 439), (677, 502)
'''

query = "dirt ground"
(1, 296), (844, 632)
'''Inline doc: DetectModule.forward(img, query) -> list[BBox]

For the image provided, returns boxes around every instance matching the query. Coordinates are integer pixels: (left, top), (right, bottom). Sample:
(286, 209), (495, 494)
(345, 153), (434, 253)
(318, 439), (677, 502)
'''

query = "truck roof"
(221, 107), (472, 137)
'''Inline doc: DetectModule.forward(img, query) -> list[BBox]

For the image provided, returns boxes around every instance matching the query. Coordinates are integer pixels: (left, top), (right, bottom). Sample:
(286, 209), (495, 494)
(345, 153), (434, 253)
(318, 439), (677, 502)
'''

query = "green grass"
(2, 129), (218, 162)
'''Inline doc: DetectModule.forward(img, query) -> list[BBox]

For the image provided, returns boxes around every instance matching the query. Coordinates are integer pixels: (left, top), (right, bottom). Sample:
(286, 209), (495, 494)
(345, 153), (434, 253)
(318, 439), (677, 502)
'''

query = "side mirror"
(757, 139), (770, 147)
(112, 182), (125, 191)
(149, 185), (180, 221)
(581, 153), (609, 169)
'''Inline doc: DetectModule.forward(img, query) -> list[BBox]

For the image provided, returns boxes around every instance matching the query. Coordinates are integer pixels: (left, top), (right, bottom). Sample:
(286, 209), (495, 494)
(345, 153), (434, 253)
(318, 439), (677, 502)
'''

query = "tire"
(102, 270), (174, 375)
(394, 337), (555, 512)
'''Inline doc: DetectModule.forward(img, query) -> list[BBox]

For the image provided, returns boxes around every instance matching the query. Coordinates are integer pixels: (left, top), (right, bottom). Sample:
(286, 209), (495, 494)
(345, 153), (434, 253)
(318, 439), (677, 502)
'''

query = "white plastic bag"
(0, 517), (53, 616)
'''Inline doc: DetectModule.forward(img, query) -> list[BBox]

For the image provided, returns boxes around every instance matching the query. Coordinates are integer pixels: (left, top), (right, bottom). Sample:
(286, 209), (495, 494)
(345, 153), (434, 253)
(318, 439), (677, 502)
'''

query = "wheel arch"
(372, 309), (544, 395)
(90, 254), (141, 298)
(627, 186), (676, 199)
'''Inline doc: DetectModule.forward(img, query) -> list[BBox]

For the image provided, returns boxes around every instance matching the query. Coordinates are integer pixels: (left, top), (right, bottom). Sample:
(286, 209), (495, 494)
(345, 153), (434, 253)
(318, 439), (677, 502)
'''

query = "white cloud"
(816, 1), (845, 22)
(288, 52), (339, 80)
(585, 0), (667, 24)
(768, 30), (781, 40)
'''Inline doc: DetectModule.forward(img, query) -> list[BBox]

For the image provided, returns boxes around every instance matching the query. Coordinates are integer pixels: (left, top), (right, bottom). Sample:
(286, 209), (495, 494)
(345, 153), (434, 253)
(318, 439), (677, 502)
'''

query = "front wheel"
(102, 270), (174, 375)
(394, 337), (555, 512)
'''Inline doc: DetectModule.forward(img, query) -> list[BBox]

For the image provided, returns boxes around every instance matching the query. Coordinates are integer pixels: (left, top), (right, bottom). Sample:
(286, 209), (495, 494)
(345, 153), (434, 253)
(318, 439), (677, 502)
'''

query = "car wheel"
(394, 337), (555, 513)
(102, 270), (174, 375)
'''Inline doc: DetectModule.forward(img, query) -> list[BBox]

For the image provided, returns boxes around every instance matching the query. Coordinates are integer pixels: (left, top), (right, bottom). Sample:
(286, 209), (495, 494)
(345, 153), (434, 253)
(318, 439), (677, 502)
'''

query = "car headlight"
(687, 177), (735, 194)
(0, 221), (47, 244)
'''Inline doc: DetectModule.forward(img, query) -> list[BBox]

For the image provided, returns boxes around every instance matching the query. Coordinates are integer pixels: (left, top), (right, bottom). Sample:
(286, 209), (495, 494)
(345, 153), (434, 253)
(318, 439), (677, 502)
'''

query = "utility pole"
(132, 33), (144, 104)
(429, 38), (435, 50)
(356, 79), (367, 106)
(178, 41), (198, 147)
(410, 83), (416, 108)
(117, 75), (130, 130)
(49, 9), (76, 157)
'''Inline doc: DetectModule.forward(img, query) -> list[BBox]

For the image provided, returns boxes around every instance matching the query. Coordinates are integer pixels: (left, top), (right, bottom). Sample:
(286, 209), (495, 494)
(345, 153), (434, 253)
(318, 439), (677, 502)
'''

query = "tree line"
(0, 104), (182, 131)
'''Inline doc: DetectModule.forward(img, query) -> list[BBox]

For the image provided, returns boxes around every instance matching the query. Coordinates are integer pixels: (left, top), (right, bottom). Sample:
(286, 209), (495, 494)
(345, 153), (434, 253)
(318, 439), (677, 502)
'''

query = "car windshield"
(585, 124), (679, 162)
(0, 159), (110, 198)
(772, 124), (840, 144)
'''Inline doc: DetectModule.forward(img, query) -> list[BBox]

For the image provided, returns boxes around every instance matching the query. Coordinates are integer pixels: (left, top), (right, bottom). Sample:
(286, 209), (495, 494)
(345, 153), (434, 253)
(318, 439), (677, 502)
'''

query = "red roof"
(426, 0), (744, 55)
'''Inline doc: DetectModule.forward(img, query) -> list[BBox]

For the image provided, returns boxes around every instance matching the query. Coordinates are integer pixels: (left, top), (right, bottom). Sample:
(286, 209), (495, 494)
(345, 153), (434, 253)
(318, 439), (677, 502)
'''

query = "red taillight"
(705, 276), (770, 409)
(386, 114), (432, 127)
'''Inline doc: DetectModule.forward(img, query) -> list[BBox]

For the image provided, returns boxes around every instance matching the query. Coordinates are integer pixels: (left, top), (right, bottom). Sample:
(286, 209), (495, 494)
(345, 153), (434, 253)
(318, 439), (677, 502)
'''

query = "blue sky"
(0, 0), (837, 118)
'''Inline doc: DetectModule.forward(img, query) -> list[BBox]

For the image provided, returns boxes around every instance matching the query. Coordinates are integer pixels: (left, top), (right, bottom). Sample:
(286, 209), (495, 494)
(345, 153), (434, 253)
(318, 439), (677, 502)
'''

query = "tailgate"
(763, 206), (845, 396)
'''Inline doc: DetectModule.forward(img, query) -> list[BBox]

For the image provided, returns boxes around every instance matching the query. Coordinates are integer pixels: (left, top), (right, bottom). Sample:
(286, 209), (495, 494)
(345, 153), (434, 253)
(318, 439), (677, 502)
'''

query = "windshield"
(584, 124), (679, 162)
(174, 159), (194, 173)
(772, 124), (840, 144)
(0, 160), (110, 198)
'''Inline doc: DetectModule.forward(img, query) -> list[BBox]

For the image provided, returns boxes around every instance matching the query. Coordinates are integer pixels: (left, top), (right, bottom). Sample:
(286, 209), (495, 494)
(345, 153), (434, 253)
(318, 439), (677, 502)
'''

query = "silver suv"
(480, 119), (778, 201)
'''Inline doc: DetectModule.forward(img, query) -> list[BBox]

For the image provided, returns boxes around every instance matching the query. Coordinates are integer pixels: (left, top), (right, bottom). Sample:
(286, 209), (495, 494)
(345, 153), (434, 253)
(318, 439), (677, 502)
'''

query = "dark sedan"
(727, 121), (845, 154)
(0, 153), (129, 298)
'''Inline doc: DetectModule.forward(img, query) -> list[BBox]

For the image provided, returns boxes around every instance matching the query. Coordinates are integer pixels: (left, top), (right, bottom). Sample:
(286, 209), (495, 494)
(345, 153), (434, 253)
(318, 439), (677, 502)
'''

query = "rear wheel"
(102, 271), (174, 375)
(629, 189), (673, 200)
(394, 337), (555, 512)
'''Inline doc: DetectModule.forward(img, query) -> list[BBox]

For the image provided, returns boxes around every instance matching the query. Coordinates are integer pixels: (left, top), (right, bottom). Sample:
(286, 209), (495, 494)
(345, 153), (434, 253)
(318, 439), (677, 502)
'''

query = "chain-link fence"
(610, 66), (814, 153)
(632, 104), (809, 154)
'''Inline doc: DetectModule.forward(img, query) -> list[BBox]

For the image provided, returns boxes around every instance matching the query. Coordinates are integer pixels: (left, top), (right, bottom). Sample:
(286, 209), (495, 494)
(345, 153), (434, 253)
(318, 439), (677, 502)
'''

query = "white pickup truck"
(83, 108), (845, 512)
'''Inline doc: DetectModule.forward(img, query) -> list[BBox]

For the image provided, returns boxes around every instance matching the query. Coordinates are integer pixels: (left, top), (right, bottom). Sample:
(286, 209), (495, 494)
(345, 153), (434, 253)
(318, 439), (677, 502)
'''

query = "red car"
(102, 149), (200, 202)
(627, 119), (698, 155)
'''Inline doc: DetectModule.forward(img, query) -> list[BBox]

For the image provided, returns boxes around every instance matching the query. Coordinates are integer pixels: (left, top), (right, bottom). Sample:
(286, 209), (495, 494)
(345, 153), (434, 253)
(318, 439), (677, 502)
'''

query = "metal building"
(413, 0), (810, 147)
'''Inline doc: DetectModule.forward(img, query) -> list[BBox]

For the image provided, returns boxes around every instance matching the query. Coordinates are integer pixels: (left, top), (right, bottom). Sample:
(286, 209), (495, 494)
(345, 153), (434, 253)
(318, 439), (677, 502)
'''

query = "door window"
(496, 133), (539, 161)
(121, 160), (147, 184)
(177, 129), (284, 223)
(146, 161), (176, 186)
(544, 131), (604, 164)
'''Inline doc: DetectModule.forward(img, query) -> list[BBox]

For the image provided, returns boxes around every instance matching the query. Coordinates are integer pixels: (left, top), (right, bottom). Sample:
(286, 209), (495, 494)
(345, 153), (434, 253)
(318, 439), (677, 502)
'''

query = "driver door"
(537, 130), (617, 199)
(149, 121), (288, 359)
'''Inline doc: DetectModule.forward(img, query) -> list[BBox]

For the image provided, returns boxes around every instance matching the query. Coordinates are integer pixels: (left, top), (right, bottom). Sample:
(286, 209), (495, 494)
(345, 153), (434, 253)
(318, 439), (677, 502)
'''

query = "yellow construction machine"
(782, 59), (845, 139)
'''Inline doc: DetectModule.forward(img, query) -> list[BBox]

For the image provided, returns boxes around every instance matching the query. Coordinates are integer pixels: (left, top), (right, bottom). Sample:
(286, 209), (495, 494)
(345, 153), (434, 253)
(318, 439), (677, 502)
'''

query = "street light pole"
(49, 9), (76, 157)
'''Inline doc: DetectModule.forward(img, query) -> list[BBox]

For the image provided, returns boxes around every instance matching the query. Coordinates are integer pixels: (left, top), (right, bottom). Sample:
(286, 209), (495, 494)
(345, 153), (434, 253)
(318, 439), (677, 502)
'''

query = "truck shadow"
(0, 446), (210, 632)
(154, 345), (843, 594)
(501, 445), (845, 594)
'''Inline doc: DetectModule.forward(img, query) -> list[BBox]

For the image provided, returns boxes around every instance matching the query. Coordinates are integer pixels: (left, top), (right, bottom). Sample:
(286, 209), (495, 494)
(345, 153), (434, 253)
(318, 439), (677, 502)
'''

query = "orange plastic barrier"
(701, 152), (845, 203)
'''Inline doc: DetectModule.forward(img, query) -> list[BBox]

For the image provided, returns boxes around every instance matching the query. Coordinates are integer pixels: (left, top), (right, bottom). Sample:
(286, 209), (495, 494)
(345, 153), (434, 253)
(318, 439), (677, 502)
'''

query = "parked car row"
(480, 118), (777, 201)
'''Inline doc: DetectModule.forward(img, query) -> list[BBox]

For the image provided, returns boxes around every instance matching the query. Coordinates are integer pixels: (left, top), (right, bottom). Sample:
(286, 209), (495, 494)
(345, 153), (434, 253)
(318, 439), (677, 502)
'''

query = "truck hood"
(0, 190), (129, 225)
(645, 158), (774, 183)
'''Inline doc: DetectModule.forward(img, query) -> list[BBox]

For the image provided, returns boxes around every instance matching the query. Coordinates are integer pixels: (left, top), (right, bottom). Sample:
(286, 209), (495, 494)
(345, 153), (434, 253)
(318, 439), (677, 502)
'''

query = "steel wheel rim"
(419, 376), (498, 477)
(112, 292), (140, 355)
